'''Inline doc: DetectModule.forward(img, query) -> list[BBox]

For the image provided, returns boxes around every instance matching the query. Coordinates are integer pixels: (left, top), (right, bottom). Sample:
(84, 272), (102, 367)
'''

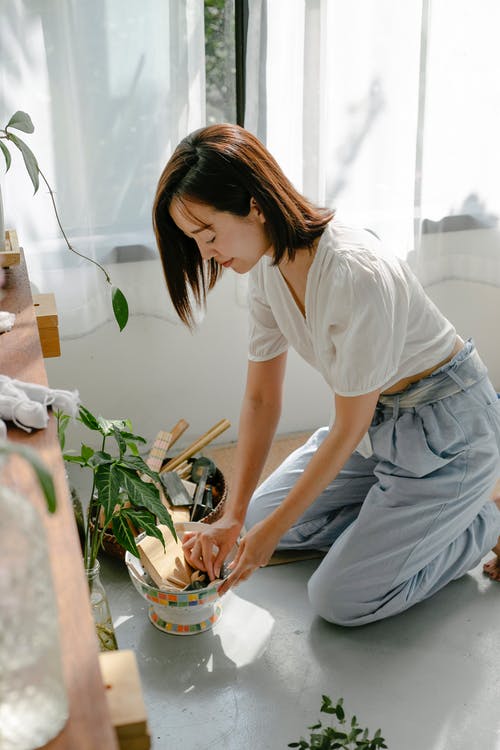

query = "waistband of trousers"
(378, 344), (487, 410)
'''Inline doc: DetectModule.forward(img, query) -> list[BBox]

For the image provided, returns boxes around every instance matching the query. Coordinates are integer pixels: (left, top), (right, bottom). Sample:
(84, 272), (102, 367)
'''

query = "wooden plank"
(98, 651), (149, 741)
(33, 292), (61, 357)
(0, 229), (21, 267)
(33, 292), (59, 328)
(1, 249), (118, 750)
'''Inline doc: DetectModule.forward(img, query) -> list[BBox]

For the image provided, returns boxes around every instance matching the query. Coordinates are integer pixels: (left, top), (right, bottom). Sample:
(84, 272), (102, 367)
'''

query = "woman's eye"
(207, 235), (216, 244)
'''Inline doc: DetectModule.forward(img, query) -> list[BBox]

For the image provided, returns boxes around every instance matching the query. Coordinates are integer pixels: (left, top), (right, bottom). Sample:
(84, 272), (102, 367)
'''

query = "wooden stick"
(173, 460), (190, 476)
(160, 419), (231, 474)
(166, 419), (189, 452)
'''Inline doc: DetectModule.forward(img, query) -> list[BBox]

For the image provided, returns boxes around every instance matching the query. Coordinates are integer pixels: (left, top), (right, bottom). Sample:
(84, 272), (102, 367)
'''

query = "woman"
(153, 123), (500, 626)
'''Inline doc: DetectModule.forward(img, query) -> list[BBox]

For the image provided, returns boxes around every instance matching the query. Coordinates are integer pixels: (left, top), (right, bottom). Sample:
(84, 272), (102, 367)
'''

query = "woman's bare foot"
(483, 480), (500, 581)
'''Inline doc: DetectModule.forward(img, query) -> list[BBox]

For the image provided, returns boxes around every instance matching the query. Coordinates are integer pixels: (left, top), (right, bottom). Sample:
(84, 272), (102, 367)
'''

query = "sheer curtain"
(245, 0), (500, 283)
(0, 0), (205, 337)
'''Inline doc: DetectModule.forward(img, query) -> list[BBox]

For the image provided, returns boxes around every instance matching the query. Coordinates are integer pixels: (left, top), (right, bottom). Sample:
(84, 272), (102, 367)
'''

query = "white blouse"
(247, 220), (456, 456)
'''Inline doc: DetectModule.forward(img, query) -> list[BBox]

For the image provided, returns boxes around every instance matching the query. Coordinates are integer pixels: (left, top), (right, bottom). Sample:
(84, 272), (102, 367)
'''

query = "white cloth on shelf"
(0, 311), (16, 333)
(0, 375), (80, 434)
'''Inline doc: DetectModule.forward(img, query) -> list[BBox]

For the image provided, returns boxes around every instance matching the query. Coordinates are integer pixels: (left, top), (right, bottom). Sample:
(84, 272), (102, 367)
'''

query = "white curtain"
(0, 0), (206, 337)
(245, 0), (500, 284)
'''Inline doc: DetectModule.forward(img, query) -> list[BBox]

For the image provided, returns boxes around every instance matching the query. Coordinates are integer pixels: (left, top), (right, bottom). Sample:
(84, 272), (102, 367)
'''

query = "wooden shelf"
(0, 251), (118, 749)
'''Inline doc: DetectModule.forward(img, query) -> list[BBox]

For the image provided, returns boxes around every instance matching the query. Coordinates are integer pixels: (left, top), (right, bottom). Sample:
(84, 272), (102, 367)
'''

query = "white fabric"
(0, 0), (206, 337)
(248, 221), (456, 455)
(245, 0), (500, 284)
(0, 376), (80, 433)
(0, 311), (15, 333)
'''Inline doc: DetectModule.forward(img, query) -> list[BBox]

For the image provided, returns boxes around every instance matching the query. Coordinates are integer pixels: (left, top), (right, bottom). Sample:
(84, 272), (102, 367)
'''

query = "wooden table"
(0, 252), (118, 749)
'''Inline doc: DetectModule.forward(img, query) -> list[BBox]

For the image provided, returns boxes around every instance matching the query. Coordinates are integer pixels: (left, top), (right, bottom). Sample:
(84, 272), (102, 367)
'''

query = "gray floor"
(101, 550), (500, 750)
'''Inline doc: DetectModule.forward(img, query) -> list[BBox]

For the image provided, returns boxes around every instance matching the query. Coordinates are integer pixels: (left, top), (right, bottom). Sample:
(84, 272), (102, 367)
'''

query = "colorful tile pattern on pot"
(149, 605), (221, 634)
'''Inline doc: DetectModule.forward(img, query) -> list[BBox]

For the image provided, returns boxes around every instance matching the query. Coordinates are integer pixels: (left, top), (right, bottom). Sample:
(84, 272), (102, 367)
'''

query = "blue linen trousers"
(245, 340), (500, 626)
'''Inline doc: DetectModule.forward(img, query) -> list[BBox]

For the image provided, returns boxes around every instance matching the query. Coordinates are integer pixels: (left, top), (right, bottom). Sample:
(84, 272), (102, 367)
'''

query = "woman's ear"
(250, 197), (266, 223)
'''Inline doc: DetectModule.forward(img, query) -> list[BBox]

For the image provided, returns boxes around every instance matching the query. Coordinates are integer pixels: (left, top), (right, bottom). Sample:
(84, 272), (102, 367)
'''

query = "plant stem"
(37, 167), (112, 284)
(85, 433), (107, 570)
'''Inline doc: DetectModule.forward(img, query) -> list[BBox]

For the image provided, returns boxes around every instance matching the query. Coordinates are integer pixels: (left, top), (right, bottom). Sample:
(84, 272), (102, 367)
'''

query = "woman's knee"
(307, 573), (364, 627)
(307, 562), (388, 627)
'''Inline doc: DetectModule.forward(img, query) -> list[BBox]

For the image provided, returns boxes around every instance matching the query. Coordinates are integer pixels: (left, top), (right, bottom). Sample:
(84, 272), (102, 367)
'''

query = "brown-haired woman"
(153, 123), (500, 626)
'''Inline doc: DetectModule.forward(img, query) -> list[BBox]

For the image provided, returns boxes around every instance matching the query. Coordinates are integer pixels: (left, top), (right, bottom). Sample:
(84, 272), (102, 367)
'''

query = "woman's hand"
(217, 518), (282, 596)
(182, 515), (242, 581)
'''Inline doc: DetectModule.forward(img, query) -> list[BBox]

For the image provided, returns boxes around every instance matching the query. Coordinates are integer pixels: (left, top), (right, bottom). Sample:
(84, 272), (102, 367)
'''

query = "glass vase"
(86, 560), (118, 652)
(0, 486), (69, 750)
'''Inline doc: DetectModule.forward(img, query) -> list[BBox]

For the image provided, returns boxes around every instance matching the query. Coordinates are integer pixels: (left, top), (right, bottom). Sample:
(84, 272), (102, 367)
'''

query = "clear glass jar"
(0, 486), (69, 750)
(86, 560), (118, 652)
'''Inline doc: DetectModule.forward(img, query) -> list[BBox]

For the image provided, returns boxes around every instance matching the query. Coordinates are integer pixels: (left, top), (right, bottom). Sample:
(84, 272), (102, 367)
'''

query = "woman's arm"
(183, 352), (287, 577)
(218, 388), (380, 593)
(224, 351), (288, 524)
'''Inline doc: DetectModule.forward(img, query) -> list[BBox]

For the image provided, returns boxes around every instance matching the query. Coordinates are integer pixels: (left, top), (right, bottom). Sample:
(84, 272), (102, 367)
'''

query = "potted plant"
(57, 404), (175, 649)
(0, 110), (129, 331)
(288, 695), (388, 750)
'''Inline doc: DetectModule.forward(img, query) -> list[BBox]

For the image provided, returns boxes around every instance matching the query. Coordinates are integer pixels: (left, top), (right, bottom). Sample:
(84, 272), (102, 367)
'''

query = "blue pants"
(246, 341), (500, 626)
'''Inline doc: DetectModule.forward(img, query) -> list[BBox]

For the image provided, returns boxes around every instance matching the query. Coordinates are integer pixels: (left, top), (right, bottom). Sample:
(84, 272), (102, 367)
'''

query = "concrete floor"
(101, 548), (500, 750)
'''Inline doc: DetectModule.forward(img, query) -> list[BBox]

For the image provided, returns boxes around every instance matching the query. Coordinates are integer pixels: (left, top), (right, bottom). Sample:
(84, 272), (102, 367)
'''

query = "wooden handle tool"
(160, 419), (230, 473)
(166, 418), (189, 452)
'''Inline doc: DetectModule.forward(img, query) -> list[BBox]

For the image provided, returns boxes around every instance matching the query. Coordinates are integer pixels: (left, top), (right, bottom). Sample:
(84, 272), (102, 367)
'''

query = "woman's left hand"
(217, 518), (281, 595)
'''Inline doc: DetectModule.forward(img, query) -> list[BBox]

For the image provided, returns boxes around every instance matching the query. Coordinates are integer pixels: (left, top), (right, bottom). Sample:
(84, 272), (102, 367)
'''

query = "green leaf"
(111, 424), (127, 456)
(95, 463), (122, 528)
(114, 465), (176, 540)
(0, 442), (56, 512)
(87, 450), (113, 468)
(118, 454), (159, 482)
(78, 405), (101, 432)
(120, 430), (147, 444)
(112, 514), (139, 556)
(112, 286), (129, 331)
(123, 508), (166, 550)
(6, 110), (35, 133)
(63, 453), (88, 466)
(320, 696), (335, 715)
(81, 444), (95, 462)
(55, 412), (71, 451)
(0, 140), (12, 171)
(97, 416), (129, 436)
(7, 132), (39, 193)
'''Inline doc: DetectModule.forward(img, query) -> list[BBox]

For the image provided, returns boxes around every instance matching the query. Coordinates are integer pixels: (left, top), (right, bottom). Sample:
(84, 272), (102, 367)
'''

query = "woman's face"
(169, 196), (272, 274)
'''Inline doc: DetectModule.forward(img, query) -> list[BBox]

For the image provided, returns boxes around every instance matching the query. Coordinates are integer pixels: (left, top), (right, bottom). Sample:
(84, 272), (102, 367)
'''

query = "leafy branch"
(0, 111), (129, 331)
(0, 440), (56, 512)
(58, 405), (175, 571)
(289, 696), (388, 750)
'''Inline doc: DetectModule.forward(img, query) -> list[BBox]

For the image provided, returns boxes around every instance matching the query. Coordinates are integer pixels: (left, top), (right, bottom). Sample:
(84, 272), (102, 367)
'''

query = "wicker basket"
(97, 462), (228, 560)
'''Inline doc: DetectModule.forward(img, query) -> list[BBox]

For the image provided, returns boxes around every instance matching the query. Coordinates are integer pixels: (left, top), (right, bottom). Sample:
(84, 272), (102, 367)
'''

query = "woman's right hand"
(182, 514), (242, 581)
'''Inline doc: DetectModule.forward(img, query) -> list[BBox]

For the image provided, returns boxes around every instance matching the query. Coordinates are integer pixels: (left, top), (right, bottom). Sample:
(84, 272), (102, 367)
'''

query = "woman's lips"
(221, 259), (233, 269)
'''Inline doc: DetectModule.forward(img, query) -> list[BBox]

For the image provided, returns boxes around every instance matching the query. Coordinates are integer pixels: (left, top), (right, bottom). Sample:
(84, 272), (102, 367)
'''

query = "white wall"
(425, 282), (500, 391)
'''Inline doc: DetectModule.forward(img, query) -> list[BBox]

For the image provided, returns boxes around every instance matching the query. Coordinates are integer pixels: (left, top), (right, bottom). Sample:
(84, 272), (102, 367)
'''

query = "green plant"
(0, 441), (56, 512)
(0, 110), (129, 331)
(289, 696), (388, 750)
(58, 404), (175, 571)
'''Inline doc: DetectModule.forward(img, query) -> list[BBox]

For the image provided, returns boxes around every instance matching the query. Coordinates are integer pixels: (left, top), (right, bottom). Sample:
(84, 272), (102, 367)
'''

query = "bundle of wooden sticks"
(144, 417), (231, 525)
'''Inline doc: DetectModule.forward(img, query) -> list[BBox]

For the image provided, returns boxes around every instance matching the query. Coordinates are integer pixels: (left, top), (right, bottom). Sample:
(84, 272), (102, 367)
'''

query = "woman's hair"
(153, 123), (334, 327)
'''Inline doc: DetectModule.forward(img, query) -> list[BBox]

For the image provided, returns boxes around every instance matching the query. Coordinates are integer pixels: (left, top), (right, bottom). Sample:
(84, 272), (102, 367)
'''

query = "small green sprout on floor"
(288, 695), (388, 750)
